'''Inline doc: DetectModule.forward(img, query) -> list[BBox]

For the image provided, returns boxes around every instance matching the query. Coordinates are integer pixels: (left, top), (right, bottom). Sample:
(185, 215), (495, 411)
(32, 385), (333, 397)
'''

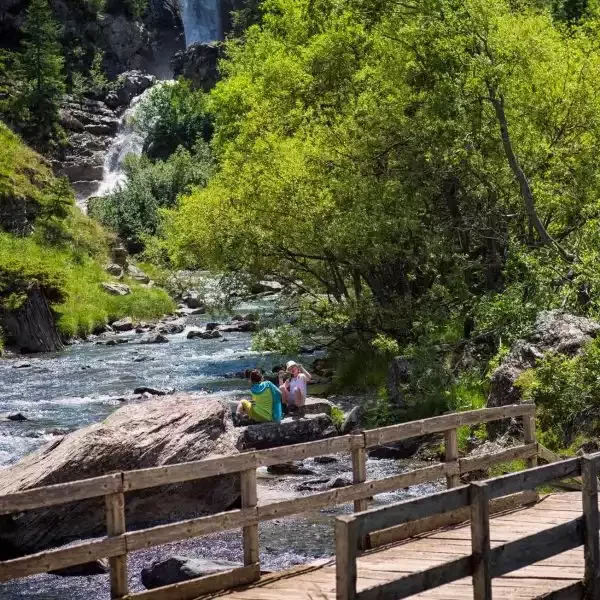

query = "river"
(0, 310), (443, 599)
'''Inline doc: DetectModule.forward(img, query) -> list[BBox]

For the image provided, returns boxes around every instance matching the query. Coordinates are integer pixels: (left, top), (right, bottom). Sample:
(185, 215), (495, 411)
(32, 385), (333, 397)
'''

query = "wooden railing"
(0, 403), (537, 600)
(335, 454), (597, 600)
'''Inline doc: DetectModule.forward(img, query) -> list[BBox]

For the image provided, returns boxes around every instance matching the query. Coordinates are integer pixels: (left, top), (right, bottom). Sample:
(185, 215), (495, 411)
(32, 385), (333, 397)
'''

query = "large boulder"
(171, 42), (221, 91)
(114, 70), (156, 107)
(238, 414), (336, 450)
(141, 556), (241, 589)
(488, 311), (600, 410)
(0, 396), (241, 557)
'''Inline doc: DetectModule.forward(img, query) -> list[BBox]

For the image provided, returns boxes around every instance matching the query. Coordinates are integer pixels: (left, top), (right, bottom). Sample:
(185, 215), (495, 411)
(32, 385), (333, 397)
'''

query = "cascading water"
(179, 0), (222, 45)
(91, 87), (155, 201)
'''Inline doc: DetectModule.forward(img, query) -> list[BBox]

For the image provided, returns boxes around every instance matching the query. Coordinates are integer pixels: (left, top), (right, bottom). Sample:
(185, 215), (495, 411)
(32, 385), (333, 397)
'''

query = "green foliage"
(133, 80), (213, 160)
(330, 404), (346, 430)
(516, 338), (600, 449)
(16, 0), (66, 146)
(251, 324), (302, 354)
(88, 143), (213, 251)
(0, 122), (174, 342)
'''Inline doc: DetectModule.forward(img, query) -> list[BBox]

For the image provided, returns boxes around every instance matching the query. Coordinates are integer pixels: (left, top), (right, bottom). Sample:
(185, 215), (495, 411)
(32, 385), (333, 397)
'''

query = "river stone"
(7, 413), (28, 422)
(0, 396), (241, 557)
(218, 320), (258, 333)
(12, 362), (31, 369)
(102, 282), (131, 296)
(141, 556), (241, 589)
(140, 333), (169, 344)
(111, 317), (134, 332)
(238, 414), (336, 451)
(313, 456), (338, 464)
(182, 290), (203, 309)
(340, 405), (363, 434)
(50, 559), (109, 577)
(303, 398), (333, 417)
(187, 329), (222, 340)
(156, 321), (185, 335)
(133, 386), (171, 396)
(266, 462), (316, 476)
(206, 322), (219, 331)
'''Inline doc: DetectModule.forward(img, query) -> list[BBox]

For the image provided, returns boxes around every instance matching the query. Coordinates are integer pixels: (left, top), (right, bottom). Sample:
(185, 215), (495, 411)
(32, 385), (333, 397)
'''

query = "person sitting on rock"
(279, 361), (311, 416)
(237, 369), (283, 423)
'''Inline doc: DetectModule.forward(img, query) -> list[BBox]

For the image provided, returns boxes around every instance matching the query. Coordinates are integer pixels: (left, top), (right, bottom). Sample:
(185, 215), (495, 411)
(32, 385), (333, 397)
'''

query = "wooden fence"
(335, 454), (597, 600)
(0, 403), (537, 600)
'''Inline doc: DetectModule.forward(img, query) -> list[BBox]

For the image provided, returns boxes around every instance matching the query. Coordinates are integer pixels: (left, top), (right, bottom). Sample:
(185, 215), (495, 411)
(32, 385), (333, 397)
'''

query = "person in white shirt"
(279, 360), (311, 415)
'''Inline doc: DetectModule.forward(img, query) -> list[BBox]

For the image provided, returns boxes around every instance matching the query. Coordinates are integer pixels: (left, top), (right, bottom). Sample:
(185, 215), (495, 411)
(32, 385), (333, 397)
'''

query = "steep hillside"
(0, 121), (174, 352)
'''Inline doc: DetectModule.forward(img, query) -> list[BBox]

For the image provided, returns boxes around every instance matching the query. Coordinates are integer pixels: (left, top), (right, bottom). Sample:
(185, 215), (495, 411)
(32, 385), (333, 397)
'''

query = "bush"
(516, 338), (600, 450)
(88, 143), (213, 252)
(132, 79), (213, 160)
(251, 324), (302, 354)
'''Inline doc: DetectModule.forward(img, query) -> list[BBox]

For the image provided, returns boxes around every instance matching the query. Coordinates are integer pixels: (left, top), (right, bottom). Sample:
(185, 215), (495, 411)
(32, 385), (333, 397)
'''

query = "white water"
(180, 0), (222, 45)
(92, 87), (155, 200)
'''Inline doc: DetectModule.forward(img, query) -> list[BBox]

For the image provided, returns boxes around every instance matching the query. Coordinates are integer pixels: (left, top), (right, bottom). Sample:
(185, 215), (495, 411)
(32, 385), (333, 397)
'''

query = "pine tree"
(19, 0), (66, 145)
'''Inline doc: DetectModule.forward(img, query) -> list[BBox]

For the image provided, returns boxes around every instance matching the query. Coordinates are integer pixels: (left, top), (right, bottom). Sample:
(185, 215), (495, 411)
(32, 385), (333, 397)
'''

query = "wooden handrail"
(335, 451), (600, 600)
(0, 403), (538, 599)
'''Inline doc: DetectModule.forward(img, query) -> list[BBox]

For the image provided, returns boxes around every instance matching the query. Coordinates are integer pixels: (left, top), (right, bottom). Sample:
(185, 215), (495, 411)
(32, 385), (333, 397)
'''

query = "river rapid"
(0, 310), (443, 599)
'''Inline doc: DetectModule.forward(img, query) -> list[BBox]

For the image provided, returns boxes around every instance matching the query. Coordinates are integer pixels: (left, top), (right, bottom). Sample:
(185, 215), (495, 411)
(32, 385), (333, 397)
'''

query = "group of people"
(236, 361), (311, 423)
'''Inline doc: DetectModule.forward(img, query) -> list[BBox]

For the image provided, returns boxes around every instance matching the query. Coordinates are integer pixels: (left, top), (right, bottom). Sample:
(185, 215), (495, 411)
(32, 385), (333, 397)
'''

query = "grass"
(0, 122), (176, 344)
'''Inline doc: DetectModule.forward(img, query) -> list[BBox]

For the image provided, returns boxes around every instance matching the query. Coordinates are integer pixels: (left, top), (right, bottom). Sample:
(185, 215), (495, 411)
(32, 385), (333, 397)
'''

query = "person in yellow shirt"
(236, 369), (283, 423)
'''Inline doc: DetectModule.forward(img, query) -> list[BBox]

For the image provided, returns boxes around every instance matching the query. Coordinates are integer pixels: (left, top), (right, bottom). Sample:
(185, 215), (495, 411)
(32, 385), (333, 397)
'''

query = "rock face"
(56, 96), (119, 199)
(238, 414), (336, 450)
(171, 42), (221, 91)
(0, 396), (241, 557)
(0, 283), (64, 353)
(142, 556), (241, 590)
(488, 311), (600, 410)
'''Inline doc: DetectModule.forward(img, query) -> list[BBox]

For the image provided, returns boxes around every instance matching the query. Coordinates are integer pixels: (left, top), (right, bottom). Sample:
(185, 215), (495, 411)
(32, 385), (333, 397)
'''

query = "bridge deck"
(202, 493), (585, 600)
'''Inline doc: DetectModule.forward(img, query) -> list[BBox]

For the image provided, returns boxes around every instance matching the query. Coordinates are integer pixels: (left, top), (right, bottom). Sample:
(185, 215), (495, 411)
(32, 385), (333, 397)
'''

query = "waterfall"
(92, 88), (155, 200)
(179, 0), (222, 46)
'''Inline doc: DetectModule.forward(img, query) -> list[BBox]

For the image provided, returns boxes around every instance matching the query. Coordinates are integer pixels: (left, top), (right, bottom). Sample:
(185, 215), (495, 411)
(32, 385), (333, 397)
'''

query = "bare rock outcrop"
(0, 396), (240, 557)
(488, 311), (600, 410)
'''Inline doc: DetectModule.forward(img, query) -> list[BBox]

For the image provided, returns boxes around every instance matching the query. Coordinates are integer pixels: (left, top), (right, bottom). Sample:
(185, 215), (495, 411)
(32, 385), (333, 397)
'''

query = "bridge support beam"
(470, 482), (492, 600)
(241, 468), (260, 570)
(583, 456), (600, 600)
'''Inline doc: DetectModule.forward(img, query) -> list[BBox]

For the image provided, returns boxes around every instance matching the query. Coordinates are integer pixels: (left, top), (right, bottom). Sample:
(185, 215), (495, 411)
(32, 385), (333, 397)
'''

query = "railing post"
(351, 435), (368, 513)
(445, 428), (460, 488)
(470, 482), (492, 600)
(105, 490), (128, 599)
(523, 414), (538, 469)
(336, 516), (358, 600)
(582, 456), (600, 599)
(241, 468), (260, 569)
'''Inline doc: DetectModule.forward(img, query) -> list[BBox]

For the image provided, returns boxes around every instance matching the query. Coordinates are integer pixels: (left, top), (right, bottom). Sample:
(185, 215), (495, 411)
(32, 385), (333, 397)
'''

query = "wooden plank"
(369, 491), (538, 548)
(445, 429), (460, 488)
(106, 491), (128, 599)
(123, 453), (258, 492)
(259, 463), (456, 521)
(364, 405), (535, 448)
(256, 436), (358, 467)
(490, 517), (584, 578)
(523, 416), (537, 470)
(0, 537), (125, 582)
(241, 469), (259, 569)
(352, 440), (368, 513)
(356, 555), (472, 600)
(336, 516), (359, 600)
(459, 444), (538, 474)
(486, 458), (581, 500)
(537, 581), (584, 600)
(356, 485), (470, 537)
(125, 508), (257, 552)
(125, 564), (260, 600)
(0, 473), (122, 515)
(582, 456), (599, 599)
(470, 482), (491, 600)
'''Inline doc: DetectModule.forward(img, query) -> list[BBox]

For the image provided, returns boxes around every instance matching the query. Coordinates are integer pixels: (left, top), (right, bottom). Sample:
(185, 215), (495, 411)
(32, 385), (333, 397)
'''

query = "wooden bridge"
(1, 403), (599, 600)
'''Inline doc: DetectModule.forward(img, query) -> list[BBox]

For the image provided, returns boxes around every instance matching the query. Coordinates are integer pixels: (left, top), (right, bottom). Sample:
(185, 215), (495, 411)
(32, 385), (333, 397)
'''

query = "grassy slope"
(0, 123), (174, 342)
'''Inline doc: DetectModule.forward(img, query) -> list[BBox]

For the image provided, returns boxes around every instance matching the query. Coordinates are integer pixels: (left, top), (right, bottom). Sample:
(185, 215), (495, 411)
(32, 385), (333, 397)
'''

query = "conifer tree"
(19, 0), (66, 145)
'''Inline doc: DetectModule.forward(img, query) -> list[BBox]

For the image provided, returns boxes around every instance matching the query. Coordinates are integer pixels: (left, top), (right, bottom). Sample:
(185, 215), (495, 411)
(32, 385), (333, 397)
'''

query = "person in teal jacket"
(236, 369), (283, 423)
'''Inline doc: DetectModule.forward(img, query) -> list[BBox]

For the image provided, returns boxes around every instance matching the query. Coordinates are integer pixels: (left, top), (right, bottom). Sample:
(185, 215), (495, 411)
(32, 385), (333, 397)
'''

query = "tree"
(18, 0), (66, 146)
